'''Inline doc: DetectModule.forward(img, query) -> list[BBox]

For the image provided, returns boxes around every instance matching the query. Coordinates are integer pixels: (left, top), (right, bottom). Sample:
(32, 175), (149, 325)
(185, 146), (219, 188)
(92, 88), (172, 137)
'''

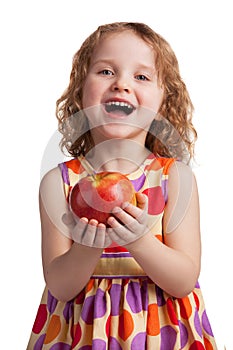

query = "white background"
(1, 1), (232, 349)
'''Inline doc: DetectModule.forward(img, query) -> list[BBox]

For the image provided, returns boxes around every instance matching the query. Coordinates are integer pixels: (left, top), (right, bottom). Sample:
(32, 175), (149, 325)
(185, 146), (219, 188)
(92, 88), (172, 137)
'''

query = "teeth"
(106, 101), (133, 109)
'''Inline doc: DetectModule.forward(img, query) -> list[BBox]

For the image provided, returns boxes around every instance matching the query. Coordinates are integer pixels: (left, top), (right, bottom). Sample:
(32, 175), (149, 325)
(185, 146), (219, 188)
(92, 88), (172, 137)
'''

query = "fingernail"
(112, 207), (121, 213)
(89, 219), (98, 225)
(107, 217), (115, 224)
(80, 217), (88, 223)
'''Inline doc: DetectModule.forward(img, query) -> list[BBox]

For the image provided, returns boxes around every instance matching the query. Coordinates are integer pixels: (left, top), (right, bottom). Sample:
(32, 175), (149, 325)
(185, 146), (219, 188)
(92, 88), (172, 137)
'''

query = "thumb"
(135, 192), (148, 210)
(62, 211), (76, 229)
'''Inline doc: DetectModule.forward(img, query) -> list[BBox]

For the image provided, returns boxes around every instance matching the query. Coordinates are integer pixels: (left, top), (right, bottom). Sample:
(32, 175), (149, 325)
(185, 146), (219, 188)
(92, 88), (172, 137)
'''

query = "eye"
(135, 74), (149, 81)
(99, 69), (114, 76)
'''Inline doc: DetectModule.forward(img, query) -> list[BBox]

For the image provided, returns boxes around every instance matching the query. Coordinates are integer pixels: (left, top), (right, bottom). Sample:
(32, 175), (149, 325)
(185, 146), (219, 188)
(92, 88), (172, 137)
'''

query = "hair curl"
(56, 22), (197, 163)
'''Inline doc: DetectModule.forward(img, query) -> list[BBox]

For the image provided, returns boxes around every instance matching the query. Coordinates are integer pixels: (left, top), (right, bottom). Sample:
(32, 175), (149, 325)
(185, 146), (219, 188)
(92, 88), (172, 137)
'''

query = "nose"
(111, 75), (132, 93)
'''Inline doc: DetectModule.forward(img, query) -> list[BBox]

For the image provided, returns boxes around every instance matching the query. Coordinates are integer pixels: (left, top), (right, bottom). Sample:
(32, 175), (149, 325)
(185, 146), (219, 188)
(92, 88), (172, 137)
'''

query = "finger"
(71, 217), (88, 242)
(111, 206), (137, 228)
(114, 202), (146, 227)
(107, 226), (127, 246)
(107, 216), (136, 243)
(107, 225), (139, 246)
(121, 202), (146, 224)
(62, 212), (76, 229)
(135, 193), (148, 210)
(93, 223), (109, 248)
(81, 219), (99, 246)
(107, 227), (124, 246)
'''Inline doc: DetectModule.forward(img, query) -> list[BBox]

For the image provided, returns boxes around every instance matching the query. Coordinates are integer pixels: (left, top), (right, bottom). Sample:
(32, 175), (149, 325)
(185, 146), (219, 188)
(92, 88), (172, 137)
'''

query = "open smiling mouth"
(104, 101), (135, 117)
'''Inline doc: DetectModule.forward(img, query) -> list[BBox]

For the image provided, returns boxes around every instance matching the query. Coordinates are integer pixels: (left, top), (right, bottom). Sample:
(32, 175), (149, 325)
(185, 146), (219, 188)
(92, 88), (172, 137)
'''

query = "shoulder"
(39, 166), (72, 239)
(39, 166), (66, 210)
(156, 157), (176, 175)
(40, 157), (82, 189)
(40, 166), (63, 193)
(166, 161), (198, 208)
(164, 161), (199, 233)
(167, 161), (197, 192)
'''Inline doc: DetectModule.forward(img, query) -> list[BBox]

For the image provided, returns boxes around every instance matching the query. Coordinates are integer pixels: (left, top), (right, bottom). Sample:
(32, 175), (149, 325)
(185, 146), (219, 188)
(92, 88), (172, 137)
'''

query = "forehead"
(91, 30), (155, 63)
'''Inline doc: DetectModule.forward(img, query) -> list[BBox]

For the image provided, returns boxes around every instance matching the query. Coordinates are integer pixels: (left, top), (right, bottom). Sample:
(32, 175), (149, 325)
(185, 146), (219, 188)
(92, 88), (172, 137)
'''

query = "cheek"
(82, 82), (91, 109)
(151, 84), (164, 111)
(154, 88), (164, 111)
(82, 79), (99, 109)
(141, 88), (164, 112)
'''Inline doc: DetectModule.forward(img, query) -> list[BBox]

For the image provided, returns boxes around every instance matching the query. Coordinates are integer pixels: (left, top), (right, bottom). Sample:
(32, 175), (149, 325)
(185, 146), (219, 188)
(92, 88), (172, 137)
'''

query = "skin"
(82, 30), (163, 144)
(40, 31), (201, 302)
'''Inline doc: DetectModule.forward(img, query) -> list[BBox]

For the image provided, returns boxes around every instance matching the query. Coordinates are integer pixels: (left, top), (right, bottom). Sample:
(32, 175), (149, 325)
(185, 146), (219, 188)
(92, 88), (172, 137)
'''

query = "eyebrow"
(91, 59), (113, 65)
(91, 59), (155, 72)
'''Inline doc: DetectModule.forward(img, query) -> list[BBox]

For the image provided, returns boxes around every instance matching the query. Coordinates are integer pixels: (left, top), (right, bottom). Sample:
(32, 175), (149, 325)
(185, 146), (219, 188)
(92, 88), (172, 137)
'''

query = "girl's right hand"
(62, 212), (112, 248)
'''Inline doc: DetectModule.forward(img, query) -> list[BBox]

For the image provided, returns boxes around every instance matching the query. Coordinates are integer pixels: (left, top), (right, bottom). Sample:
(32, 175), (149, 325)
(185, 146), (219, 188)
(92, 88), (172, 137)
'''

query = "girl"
(27, 22), (217, 349)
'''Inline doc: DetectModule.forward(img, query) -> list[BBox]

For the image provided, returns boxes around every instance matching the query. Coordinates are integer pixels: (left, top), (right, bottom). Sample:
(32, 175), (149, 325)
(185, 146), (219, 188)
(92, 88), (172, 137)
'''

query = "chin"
(95, 123), (146, 141)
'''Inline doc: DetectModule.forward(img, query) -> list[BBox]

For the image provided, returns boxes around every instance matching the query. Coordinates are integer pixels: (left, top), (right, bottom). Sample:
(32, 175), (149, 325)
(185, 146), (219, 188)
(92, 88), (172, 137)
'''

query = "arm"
(108, 162), (201, 298)
(40, 167), (104, 302)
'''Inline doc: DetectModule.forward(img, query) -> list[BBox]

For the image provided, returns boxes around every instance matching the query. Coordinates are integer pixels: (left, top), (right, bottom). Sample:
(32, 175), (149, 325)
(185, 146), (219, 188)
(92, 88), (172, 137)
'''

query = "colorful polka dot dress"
(27, 154), (217, 349)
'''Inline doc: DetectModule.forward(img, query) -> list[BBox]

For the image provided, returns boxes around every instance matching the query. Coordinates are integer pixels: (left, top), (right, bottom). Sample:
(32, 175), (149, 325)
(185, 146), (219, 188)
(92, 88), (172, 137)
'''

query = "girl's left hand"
(107, 192), (149, 246)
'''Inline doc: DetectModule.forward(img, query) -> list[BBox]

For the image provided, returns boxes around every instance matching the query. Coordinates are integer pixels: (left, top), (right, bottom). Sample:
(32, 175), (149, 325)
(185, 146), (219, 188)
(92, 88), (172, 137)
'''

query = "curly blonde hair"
(56, 22), (197, 163)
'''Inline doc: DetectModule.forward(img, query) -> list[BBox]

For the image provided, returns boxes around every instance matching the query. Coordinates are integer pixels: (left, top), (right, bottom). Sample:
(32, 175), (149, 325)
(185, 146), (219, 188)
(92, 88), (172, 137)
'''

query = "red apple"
(69, 172), (136, 225)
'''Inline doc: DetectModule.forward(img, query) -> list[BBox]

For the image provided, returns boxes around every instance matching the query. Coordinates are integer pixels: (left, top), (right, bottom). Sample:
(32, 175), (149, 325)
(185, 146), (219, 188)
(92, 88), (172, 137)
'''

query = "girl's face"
(82, 30), (164, 144)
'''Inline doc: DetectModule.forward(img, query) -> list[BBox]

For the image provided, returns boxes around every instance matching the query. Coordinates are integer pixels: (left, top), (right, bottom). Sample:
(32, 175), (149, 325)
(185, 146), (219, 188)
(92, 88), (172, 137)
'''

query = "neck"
(85, 139), (151, 174)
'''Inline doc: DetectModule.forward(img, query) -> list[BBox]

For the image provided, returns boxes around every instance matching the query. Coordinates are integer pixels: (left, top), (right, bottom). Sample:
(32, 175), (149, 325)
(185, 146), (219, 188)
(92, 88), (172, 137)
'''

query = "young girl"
(27, 22), (217, 349)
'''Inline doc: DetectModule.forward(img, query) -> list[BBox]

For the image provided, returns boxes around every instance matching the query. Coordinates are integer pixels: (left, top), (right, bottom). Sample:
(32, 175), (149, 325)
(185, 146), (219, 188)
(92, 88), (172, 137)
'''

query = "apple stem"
(79, 156), (96, 178)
